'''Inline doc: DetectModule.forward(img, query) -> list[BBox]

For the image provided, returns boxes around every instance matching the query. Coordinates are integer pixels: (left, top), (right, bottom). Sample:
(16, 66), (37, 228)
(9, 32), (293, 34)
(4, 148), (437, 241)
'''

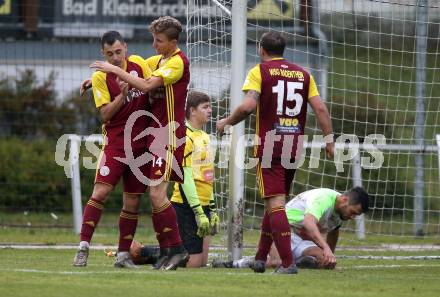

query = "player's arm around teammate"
(90, 18), (180, 96)
(98, 79), (128, 122)
(90, 16), (186, 210)
(92, 17), (191, 270)
(73, 31), (151, 268)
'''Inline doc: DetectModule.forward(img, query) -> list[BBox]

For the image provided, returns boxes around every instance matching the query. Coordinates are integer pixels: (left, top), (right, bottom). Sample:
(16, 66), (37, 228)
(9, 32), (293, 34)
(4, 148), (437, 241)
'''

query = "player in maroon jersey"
(90, 16), (189, 270)
(217, 31), (334, 274)
(73, 31), (151, 268)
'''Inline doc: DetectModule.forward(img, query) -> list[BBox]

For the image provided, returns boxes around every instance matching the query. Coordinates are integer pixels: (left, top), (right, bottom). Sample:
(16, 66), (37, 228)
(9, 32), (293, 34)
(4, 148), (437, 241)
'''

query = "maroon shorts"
(95, 148), (149, 194)
(256, 158), (297, 198)
(146, 147), (184, 184)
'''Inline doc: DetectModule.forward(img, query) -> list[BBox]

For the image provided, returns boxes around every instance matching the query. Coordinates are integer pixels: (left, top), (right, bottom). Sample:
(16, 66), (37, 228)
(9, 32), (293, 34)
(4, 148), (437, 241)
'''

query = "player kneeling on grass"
(212, 187), (369, 270)
(129, 91), (219, 268)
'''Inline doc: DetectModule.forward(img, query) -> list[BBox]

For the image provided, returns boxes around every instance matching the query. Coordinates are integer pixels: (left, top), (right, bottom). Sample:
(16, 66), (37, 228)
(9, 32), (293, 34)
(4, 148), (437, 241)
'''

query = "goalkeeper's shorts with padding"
(172, 202), (211, 254)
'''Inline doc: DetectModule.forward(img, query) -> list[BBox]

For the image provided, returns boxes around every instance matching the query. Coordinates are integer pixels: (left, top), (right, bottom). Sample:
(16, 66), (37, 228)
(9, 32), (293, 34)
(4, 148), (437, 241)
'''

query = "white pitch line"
(0, 244), (229, 251)
(339, 255), (440, 260)
(1, 264), (440, 276)
(2, 245), (439, 262)
(0, 268), (255, 276)
(2, 244), (440, 251)
(339, 264), (440, 269)
(0, 268), (169, 275)
(0, 244), (115, 250)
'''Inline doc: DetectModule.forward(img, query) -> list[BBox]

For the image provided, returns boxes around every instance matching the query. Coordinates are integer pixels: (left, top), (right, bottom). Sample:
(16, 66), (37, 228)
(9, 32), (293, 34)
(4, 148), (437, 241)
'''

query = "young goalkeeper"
(130, 91), (219, 268)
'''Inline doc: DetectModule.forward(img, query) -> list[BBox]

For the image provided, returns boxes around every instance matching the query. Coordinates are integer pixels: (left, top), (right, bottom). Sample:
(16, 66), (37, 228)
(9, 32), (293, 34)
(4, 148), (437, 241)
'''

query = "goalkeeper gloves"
(192, 205), (210, 238)
(209, 200), (219, 235)
(209, 212), (219, 235)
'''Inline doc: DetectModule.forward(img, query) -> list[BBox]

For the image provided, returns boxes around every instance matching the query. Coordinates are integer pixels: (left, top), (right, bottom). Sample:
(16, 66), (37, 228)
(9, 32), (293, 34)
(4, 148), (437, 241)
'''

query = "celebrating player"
(130, 91), (219, 268)
(90, 16), (190, 270)
(212, 187), (369, 270)
(73, 31), (151, 268)
(217, 31), (335, 274)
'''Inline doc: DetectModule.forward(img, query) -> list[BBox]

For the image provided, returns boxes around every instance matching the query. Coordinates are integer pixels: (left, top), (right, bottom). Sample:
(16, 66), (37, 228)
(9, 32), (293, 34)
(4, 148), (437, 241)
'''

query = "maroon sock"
(269, 206), (293, 268)
(80, 198), (104, 243)
(152, 212), (168, 249)
(152, 202), (182, 248)
(118, 210), (138, 252)
(255, 211), (273, 262)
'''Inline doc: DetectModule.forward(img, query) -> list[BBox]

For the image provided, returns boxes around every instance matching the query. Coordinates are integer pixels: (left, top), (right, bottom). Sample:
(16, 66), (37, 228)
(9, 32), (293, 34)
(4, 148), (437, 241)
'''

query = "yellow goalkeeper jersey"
(171, 123), (214, 206)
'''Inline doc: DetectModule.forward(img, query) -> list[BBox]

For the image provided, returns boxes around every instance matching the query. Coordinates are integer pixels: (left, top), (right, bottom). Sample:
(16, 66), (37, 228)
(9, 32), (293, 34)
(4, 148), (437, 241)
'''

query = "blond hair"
(149, 16), (182, 41)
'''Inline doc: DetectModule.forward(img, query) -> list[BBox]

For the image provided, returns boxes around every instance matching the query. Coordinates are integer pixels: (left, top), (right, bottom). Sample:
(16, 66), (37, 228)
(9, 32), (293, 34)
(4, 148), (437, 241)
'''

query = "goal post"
(186, 0), (440, 258)
(227, 0), (247, 261)
(414, 0), (428, 237)
(66, 134), (103, 234)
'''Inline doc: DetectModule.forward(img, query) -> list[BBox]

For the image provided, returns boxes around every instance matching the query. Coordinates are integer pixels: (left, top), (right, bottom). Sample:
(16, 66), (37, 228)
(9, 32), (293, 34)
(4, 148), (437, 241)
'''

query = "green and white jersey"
(286, 188), (342, 234)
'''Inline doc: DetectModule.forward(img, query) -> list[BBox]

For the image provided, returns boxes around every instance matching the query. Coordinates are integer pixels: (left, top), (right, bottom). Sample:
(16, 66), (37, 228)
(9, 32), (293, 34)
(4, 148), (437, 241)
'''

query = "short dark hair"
(346, 187), (369, 213)
(260, 31), (286, 56)
(185, 91), (210, 119)
(149, 16), (183, 41)
(101, 31), (125, 48)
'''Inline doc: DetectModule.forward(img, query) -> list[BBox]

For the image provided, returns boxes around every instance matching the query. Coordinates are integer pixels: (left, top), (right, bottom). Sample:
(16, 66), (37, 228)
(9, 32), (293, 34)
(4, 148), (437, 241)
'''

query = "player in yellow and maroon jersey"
(90, 16), (189, 270)
(73, 31), (151, 269)
(217, 32), (334, 274)
(129, 91), (219, 268)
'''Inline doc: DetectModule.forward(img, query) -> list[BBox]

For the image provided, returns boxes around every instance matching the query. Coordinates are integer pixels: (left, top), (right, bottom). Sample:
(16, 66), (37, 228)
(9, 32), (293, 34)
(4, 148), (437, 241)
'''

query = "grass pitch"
(1, 215), (439, 297)
(0, 247), (439, 297)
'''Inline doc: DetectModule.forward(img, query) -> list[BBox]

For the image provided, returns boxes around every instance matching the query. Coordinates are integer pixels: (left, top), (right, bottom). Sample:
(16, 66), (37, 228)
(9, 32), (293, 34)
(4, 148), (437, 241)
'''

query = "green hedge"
(1, 137), (438, 216)
(0, 138), (153, 212)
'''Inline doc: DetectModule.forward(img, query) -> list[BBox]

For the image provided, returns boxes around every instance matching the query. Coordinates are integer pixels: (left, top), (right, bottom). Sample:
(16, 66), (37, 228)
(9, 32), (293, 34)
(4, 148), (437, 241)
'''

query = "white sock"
(117, 251), (129, 260)
(233, 256), (255, 268)
(79, 241), (89, 249)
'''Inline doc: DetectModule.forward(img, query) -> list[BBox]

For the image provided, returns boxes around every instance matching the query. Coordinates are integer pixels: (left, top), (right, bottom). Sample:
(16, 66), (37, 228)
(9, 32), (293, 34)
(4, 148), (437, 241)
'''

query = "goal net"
(186, 0), (440, 259)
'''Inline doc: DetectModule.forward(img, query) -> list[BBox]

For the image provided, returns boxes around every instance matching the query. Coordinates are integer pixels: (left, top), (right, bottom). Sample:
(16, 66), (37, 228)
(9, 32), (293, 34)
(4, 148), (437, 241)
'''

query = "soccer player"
(130, 91), (219, 268)
(170, 90), (219, 267)
(212, 187), (369, 270)
(217, 31), (335, 274)
(90, 16), (190, 270)
(73, 31), (151, 268)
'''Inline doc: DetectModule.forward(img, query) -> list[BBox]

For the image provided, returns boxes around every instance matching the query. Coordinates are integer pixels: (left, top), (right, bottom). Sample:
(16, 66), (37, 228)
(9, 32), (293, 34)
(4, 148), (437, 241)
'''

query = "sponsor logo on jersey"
(203, 169), (214, 181)
(126, 88), (145, 103)
(275, 118), (302, 134)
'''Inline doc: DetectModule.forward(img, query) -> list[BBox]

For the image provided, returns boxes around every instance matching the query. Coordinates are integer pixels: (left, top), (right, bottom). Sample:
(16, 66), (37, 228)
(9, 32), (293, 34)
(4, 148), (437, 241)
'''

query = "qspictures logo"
(55, 111), (386, 182)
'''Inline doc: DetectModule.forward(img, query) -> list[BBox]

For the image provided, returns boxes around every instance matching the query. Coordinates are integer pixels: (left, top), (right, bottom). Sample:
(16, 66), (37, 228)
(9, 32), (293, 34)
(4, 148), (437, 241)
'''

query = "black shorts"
(172, 202), (211, 255)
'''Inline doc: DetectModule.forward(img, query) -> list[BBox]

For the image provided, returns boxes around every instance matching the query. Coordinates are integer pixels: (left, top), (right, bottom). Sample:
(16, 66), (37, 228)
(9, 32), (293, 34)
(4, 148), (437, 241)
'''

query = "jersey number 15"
(272, 80), (304, 117)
